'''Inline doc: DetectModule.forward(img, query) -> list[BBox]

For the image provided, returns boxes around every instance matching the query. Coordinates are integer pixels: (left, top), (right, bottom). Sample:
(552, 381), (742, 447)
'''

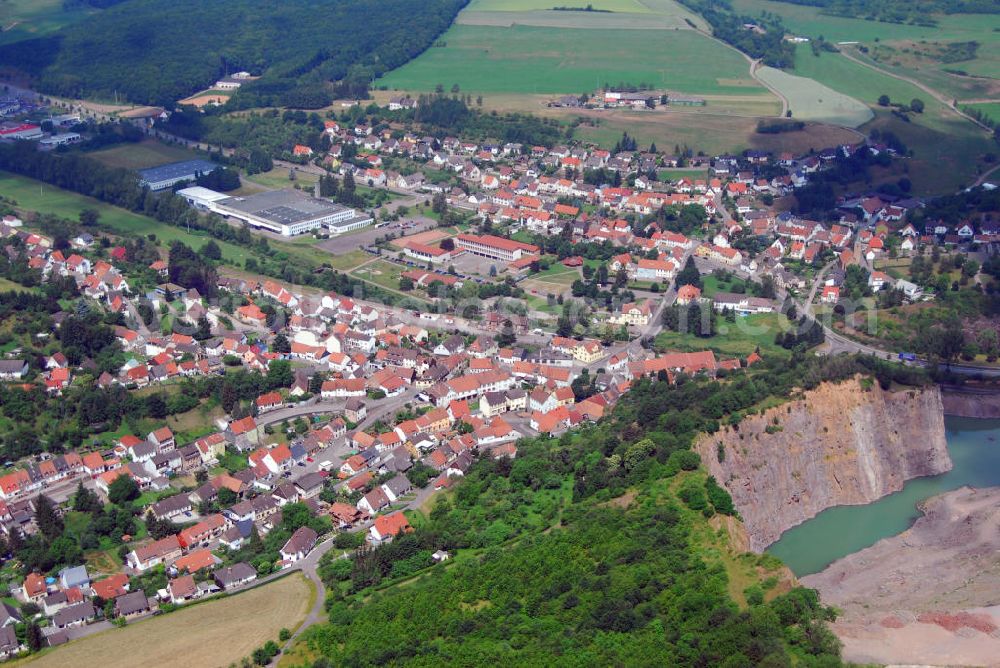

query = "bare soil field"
(19, 574), (313, 668)
(177, 92), (231, 108)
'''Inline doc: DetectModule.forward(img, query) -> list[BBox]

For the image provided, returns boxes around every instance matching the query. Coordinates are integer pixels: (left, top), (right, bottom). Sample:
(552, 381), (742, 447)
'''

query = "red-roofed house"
(370, 511), (412, 544)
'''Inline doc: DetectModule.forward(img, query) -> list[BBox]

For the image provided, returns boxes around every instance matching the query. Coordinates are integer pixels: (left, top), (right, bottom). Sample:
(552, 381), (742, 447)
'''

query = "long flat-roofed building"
(139, 160), (220, 191)
(180, 188), (371, 237)
(455, 233), (539, 263)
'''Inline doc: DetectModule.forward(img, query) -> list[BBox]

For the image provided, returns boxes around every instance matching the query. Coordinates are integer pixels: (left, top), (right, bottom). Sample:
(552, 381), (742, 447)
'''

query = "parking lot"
(317, 218), (437, 256)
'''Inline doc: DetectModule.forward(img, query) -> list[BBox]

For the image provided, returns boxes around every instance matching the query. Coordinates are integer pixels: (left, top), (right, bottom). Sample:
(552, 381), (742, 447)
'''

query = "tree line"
(2, 0), (468, 108)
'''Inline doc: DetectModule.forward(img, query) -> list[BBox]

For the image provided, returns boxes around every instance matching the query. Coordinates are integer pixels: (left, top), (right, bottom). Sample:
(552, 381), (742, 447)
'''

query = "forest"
(298, 353), (930, 665)
(0, 0), (468, 107)
(676, 0), (796, 68)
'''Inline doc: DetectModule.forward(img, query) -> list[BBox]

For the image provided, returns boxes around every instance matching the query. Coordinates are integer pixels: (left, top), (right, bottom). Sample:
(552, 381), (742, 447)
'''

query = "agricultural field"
(17, 574), (313, 668)
(574, 109), (859, 156)
(0, 0), (95, 46)
(380, 24), (762, 96)
(459, 0), (708, 30)
(755, 66), (872, 127)
(87, 141), (205, 171)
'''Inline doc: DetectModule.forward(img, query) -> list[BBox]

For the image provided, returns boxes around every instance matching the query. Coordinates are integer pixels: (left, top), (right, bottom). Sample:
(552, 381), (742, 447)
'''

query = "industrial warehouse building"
(177, 187), (372, 237)
(139, 160), (221, 191)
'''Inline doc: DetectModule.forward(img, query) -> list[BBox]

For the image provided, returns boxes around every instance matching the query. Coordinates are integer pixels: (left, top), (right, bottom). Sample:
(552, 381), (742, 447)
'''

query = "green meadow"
(380, 24), (763, 95)
(731, 0), (1000, 44)
(0, 0), (96, 46)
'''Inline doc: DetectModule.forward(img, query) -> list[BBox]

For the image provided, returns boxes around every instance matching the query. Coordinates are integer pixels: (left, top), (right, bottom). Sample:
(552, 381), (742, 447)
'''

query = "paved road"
(785, 260), (1000, 375)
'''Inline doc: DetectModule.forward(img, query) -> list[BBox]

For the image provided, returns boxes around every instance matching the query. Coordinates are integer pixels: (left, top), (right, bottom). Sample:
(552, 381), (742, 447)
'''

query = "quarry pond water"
(767, 416), (1000, 576)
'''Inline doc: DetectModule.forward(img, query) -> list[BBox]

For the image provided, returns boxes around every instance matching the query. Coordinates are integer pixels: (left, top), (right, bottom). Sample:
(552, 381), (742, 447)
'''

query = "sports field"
(88, 141), (203, 171)
(381, 25), (763, 95)
(17, 574), (313, 668)
(755, 66), (871, 127)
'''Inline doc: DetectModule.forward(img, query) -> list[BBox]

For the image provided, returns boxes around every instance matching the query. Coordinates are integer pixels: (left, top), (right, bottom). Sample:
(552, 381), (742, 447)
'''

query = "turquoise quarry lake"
(767, 416), (1000, 576)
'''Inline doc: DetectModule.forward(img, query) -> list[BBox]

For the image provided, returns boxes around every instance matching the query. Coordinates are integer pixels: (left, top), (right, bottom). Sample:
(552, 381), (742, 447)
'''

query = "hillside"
(0, 0), (468, 107)
(286, 354), (932, 665)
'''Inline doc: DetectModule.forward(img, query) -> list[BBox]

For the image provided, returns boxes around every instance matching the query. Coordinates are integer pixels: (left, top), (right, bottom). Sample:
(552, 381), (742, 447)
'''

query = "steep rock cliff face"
(694, 378), (950, 552)
(941, 387), (1000, 418)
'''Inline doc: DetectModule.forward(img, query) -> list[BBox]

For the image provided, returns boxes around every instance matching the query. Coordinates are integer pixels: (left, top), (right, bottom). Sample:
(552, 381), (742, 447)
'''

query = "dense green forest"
(677, 0), (795, 68)
(298, 353), (930, 665)
(768, 0), (999, 23)
(0, 0), (467, 107)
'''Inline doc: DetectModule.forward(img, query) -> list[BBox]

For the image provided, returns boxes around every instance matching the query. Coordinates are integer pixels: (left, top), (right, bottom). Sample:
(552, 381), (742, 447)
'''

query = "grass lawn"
(16, 574), (313, 668)
(654, 311), (792, 359)
(659, 168), (708, 181)
(0, 277), (37, 292)
(246, 167), (318, 191)
(84, 549), (122, 576)
(380, 24), (762, 96)
(327, 249), (371, 271)
(351, 259), (404, 292)
(87, 141), (204, 171)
